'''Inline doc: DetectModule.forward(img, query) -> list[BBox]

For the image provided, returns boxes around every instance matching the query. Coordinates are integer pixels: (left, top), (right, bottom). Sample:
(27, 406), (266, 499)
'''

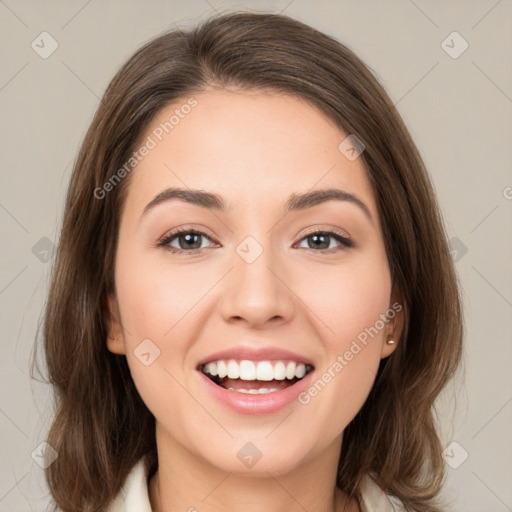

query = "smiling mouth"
(199, 359), (315, 394)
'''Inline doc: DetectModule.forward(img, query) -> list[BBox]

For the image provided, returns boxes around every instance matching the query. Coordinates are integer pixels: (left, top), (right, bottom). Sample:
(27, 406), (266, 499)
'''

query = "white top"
(107, 457), (407, 512)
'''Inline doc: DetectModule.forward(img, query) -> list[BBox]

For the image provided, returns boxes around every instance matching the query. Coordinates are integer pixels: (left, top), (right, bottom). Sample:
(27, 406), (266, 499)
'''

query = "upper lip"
(196, 346), (315, 369)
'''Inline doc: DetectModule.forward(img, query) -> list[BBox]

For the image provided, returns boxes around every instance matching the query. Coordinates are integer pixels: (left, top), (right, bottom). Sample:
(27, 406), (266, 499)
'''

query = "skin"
(107, 88), (403, 512)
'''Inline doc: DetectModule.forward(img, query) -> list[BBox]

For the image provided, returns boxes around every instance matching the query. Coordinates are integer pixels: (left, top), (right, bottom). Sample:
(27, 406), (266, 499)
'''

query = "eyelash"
(156, 227), (354, 255)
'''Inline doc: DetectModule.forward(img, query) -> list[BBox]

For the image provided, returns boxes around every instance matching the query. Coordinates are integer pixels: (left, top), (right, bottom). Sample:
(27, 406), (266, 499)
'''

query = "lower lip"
(198, 370), (315, 415)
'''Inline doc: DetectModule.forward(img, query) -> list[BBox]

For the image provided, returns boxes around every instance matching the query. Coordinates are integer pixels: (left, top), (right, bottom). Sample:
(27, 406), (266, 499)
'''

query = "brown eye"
(158, 229), (215, 253)
(296, 230), (353, 252)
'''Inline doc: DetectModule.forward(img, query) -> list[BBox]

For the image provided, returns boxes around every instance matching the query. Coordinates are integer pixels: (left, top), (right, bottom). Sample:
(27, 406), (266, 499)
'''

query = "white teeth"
(273, 361), (286, 380)
(204, 362), (217, 376)
(217, 360), (227, 379)
(286, 362), (296, 379)
(239, 360), (256, 380)
(256, 361), (274, 381)
(226, 360), (239, 379)
(227, 387), (280, 394)
(202, 359), (311, 381)
(295, 363), (306, 378)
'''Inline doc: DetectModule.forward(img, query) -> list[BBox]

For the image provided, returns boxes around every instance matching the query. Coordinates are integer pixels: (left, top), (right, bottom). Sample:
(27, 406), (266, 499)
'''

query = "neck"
(148, 424), (359, 512)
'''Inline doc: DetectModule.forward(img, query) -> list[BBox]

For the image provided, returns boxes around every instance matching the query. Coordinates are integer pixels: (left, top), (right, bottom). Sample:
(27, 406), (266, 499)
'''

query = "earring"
(386, 339), (395, 345)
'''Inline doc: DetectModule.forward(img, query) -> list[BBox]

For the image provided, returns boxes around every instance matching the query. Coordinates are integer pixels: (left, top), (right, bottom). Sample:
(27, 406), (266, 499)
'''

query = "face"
(107, 88), (402, 476)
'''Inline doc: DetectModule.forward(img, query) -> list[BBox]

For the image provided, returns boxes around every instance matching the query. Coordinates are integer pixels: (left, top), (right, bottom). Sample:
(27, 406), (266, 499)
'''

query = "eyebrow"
(142, 186), (372, 221)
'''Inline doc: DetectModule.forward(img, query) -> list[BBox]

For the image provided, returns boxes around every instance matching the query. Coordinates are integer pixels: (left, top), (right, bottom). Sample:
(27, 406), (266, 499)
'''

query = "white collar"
(107, 457), (406, 512)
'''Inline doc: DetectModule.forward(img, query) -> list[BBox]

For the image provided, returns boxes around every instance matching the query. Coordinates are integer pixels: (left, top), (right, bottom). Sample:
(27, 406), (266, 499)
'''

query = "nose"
(218, 238), (295, 329)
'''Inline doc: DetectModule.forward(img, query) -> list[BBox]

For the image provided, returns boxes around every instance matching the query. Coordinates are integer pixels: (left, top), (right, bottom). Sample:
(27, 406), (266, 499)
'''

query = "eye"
(157, 227), (354, 255)
(157, 228), (216, 253)
(295, 229), (353, 252)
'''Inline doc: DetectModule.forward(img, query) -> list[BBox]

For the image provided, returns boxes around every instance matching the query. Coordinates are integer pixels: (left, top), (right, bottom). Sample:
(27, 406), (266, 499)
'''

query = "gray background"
(1, 1), (511, 511)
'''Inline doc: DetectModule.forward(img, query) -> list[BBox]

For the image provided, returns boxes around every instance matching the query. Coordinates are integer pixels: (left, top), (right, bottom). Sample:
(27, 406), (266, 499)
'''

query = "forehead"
(124, 88), (377, 217)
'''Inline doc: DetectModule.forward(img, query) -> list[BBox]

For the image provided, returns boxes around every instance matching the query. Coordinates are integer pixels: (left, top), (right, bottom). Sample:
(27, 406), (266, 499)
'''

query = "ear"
(105, 293), (127, 355)
(380, 288), (405, 359)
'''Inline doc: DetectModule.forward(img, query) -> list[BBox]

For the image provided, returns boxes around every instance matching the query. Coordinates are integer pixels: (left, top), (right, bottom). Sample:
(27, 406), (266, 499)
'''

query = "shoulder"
(106, 457), (152, 512)
(358, 473), (409, 512)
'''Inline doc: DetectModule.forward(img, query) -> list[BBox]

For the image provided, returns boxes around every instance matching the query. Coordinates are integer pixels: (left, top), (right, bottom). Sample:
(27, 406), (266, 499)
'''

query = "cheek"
(294, 256), (391, 427)
(113, 261), (193, 434)
(113, 245), (215, 421)
(300, 257), (391, 349)
(114, 246), (212, 340)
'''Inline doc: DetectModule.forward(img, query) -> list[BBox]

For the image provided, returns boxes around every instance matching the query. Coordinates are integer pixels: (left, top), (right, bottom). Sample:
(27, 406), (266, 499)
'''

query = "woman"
(37, 11), (463, 512)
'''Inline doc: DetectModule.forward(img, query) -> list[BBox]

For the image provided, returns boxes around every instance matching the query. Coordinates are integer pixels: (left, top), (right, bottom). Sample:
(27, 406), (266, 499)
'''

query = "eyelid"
(157, 224), (217, 244)
(298, 225), (352, 242)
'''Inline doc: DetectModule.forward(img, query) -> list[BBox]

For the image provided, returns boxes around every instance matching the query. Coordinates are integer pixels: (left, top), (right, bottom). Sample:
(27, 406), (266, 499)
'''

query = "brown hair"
(33, 11), (463, 512)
